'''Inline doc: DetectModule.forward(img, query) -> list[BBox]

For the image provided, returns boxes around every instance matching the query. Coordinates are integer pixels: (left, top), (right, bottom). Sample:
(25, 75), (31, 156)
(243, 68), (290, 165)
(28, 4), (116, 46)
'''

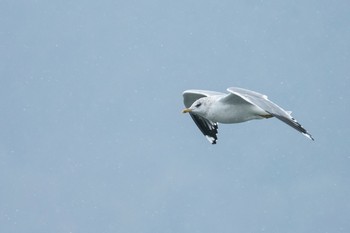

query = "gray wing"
(227, 87), (314, 140)
(183, 90), (224, 144)
(183, 89), (225, 107)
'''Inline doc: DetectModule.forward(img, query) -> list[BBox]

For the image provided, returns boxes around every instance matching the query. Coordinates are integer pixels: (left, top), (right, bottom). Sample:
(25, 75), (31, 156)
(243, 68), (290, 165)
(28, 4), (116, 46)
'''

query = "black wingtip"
(189, 113), (219, 145)
(205, 135), (217, 144)
(302, 132), (314, 141)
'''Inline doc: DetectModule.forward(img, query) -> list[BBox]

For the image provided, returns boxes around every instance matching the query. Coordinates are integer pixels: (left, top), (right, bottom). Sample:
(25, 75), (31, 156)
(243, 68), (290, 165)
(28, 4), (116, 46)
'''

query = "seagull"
(182, 87), (314, 144)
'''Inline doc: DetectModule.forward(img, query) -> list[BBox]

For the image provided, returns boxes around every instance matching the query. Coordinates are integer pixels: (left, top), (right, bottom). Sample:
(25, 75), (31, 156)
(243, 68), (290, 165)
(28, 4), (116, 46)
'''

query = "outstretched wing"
(227, 87), (314, 140)
(183, 90), (224, 144)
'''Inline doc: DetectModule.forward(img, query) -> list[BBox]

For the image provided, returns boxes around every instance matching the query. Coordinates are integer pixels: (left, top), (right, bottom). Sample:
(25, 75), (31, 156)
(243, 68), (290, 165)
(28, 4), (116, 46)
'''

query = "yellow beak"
(182, 108), (191, 113)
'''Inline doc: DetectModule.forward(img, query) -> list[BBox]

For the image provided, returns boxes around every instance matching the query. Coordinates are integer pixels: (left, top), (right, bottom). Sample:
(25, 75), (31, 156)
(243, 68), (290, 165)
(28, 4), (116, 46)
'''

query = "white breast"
(206, 101), (267, 123)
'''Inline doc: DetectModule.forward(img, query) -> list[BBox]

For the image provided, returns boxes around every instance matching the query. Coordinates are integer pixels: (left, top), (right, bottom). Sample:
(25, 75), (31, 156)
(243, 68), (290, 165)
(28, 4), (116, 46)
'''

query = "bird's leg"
(259, 114), (273, 119)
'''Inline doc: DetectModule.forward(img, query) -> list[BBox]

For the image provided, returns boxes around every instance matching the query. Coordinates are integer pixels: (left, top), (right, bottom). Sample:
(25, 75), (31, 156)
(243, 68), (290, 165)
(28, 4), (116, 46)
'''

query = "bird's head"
(182, 98), (208, 117)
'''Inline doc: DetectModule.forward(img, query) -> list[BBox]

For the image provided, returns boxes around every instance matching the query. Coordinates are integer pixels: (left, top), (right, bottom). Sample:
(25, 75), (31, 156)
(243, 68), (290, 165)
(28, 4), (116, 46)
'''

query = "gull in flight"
(182, 87), (314, 144)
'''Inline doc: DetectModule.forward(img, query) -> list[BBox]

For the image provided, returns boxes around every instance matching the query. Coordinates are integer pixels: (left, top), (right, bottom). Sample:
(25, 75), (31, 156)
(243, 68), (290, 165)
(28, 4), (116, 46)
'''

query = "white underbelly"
(208, 103), (267, 123)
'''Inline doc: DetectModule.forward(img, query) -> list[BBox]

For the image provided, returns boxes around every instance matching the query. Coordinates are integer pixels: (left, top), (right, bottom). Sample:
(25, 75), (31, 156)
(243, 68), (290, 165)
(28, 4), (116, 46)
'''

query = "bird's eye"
(195, 103), (202, 108)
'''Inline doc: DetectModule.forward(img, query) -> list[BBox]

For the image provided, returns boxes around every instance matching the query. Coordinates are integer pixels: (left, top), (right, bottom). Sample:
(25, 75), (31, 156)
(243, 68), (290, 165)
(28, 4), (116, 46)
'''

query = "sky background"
(1, 0), (350, 232)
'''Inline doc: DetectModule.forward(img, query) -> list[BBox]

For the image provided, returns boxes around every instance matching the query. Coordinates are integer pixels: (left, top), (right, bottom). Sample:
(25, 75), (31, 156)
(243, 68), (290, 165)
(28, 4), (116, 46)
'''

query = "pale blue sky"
(1, 1), (350, 232)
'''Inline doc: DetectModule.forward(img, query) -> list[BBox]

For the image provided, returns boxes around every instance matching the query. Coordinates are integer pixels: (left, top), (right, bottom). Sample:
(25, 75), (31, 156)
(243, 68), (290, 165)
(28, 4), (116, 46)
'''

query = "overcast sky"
(1, 1), (350, 232)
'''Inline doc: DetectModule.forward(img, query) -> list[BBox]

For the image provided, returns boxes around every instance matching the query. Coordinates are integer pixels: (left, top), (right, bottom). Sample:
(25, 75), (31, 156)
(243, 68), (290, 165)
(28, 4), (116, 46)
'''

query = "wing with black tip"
(183, 90), (224, 144)
(226, 87), (314, 140)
